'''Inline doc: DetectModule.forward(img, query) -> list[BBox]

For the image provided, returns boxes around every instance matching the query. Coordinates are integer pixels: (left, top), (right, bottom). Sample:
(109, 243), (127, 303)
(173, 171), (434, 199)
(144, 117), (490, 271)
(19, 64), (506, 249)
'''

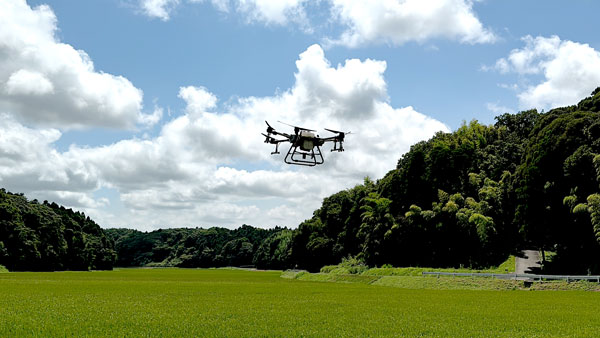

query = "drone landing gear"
(331, 140), (344, 152)
(284, 145), (324, 166)
(271, 142), (281, 155)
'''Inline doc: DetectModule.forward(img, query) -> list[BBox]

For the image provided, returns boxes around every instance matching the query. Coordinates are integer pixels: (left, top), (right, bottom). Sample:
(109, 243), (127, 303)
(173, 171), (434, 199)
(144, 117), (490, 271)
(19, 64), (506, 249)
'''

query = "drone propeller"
(324, 128), (351, 135)
(277, 120), (316, 132)
(324, 128), (351, 141)
(265, 120), (275, 134)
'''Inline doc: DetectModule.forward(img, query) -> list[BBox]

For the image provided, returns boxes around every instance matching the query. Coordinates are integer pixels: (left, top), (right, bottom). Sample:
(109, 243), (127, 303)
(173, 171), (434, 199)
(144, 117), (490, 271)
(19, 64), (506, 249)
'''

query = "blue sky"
(2, 0), (600, 230)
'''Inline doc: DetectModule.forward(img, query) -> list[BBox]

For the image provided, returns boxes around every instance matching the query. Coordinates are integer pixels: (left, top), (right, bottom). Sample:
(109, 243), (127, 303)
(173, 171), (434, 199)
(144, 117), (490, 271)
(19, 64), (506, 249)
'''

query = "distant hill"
(105, 225), (290, 269)
(0, 189), (115, 271)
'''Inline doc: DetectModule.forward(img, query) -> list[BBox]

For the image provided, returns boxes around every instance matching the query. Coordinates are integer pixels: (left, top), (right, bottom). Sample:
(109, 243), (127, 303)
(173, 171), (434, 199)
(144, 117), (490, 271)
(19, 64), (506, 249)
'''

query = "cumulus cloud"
(326, 0), (495, 47)
(0, 0), (156, 129)
(0, 113), (99, 199)
(5, 69), (54, 95)
(139, 0), (494, 47)
(292, 45), (388, 119)
(0, 44), (448, 229)
(178, 86), (218, 116)
(493, 35), (600, 110)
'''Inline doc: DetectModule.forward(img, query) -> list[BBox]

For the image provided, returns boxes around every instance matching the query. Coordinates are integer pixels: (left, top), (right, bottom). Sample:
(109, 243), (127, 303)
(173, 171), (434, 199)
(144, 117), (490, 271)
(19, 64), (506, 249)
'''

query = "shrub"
(319, 265), (338, 273)
(320, 256), (368, 275)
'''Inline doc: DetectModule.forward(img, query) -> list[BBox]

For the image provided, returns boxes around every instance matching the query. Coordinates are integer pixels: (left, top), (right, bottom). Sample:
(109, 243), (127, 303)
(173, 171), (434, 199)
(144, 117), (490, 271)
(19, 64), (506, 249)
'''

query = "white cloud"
(204, 0), (230, 13)
(0, 44), (448, 229)
(138, 106), (165, 127)
(171, 0), (308, 27)
(0, 0), (156, 129)
(5, 69), (54, 95)
(0, 113), (99, 195)
(493, 35), (600, 110)
(486, 102), (514, 115)
(292, 45), (388, 119)
(140, 0), (181, 21)
(327, 0), (496, 47)
(42, 191), (110, 209)
(139, 0), (494, 47)
(178, 86), (218, 116)
(266, 204), (304, 224)
(233, 0), (308, 26)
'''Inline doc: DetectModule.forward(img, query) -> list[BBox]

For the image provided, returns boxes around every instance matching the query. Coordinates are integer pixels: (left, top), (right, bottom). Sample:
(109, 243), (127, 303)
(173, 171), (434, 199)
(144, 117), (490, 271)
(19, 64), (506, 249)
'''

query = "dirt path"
(515, 250), (541, 274)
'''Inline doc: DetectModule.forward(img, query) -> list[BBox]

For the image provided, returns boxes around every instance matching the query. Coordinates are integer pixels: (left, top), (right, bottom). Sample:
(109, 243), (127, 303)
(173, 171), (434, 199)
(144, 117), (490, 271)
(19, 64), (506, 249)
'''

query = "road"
(515, 250), (541, 274)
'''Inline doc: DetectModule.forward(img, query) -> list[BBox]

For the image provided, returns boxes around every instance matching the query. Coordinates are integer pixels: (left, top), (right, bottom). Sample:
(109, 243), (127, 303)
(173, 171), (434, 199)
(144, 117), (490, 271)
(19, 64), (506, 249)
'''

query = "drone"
(262, 120), (349, 166)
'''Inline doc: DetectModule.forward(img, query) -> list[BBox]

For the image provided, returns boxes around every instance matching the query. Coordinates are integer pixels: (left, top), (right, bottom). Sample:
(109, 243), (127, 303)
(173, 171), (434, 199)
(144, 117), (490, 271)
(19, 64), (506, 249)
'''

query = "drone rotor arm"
(262, 133), (290, 144)
(271, 130), (292, 138)
(318, 136), (339, 142)
(265, 121), (293, 139)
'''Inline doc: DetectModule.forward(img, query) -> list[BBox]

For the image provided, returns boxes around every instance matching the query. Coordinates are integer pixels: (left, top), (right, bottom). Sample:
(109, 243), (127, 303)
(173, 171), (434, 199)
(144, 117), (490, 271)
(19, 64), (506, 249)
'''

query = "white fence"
(422, 271), (600, 283)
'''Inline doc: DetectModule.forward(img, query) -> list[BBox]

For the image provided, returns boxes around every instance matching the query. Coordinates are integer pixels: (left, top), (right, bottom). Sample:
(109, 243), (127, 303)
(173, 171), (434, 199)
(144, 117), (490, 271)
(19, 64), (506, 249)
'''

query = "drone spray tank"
(299, 130), (316, 152)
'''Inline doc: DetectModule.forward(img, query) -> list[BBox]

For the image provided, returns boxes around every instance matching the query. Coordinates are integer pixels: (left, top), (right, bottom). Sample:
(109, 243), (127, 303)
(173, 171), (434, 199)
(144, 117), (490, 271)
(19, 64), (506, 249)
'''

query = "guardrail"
(422, 271), (600, 283)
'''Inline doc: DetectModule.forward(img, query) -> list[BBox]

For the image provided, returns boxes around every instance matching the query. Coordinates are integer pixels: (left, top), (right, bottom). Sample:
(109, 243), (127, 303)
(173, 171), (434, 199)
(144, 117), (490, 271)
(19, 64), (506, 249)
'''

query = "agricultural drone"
(262, 120), (349, 166)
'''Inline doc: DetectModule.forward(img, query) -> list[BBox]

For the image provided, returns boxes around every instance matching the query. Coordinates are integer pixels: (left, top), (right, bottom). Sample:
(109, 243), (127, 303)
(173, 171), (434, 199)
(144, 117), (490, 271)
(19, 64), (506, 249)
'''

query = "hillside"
(290, 88), (600, 273)
(105, 226), (290, 268)
(0, 189), (115, 271)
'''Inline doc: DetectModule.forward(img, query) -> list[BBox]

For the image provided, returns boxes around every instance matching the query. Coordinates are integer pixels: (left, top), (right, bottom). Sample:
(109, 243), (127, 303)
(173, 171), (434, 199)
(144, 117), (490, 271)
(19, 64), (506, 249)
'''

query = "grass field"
(1, 269), (600, 337)
(290, 270), (600, 291)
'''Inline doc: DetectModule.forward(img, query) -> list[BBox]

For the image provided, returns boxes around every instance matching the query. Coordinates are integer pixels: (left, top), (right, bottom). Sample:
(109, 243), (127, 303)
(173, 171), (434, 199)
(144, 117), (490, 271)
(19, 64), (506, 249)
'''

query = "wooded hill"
(1, 88), (600, 273)
(0, 189), (115, 271)
(291, 87), (600, 273)
(104, 226), (291, 270)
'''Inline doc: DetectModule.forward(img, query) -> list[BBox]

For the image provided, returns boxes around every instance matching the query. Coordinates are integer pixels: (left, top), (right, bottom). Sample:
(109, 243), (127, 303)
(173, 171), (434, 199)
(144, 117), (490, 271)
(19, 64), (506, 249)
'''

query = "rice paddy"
(1, 268), (599, 337)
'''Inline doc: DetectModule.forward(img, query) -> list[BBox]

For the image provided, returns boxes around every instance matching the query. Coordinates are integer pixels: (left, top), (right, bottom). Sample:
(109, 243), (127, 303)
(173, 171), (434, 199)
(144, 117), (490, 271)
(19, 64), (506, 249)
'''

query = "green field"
(1, 269), (600, 337)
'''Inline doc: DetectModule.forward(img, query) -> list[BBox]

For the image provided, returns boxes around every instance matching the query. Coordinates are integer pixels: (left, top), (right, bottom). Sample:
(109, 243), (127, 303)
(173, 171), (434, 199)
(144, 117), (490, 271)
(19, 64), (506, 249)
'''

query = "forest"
(1, 88), (600, 273)
(104, 226), (292, 270)
(0, 189), (114, 271)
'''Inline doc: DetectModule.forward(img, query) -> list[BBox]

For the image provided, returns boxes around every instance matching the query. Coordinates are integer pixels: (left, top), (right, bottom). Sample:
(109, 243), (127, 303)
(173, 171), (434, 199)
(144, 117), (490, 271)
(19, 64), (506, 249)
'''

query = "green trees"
(513, 90), (600, 273)
(104, 225), (284, 268)
(290, 179), (376, 271)
(358, 192), (396, 266)
(290, 88), (600, 273)
(0, 189), (115, 271)
(290, 115), (527, 270)
(253, 230), (293, 269)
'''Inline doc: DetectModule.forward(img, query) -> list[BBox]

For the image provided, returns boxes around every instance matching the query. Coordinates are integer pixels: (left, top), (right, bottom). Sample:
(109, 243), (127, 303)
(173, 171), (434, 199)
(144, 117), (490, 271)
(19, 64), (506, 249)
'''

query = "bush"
(0, 265), (8, 273)
(362, 255), (517, 276)
(280, 270), (306, 279)
(319, 256), (368, 275)
(319, 265), (338, 273)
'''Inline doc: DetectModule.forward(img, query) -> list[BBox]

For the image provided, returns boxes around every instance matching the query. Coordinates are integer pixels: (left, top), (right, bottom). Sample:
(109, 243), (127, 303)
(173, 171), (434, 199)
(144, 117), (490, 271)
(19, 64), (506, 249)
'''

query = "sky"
(2, 0), (600, 231)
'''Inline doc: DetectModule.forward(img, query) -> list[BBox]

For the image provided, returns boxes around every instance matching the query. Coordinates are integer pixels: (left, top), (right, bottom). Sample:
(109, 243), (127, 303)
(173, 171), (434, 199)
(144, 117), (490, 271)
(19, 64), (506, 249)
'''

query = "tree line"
(1, 88), (600, 273)
(0, 189), (115, 271)
(104, 226), (292, 270)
